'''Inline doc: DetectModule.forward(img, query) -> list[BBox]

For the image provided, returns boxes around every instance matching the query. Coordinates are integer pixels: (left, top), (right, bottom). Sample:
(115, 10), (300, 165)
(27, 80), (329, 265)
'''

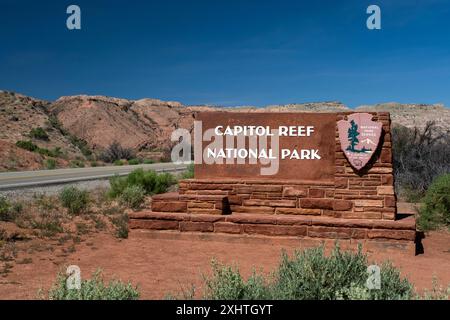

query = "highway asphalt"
(0, 162), (190, 190)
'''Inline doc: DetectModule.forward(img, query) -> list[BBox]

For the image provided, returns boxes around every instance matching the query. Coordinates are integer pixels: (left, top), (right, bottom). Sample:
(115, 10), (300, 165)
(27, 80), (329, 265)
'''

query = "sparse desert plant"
(90, 160), (98, 167)
(128, 158), (141, 165)
(0, 198), (23, 223)
(119, 185), (145, 209)
(110, 213), (129, 239)
(30, 218), (63, 237)
(59, 186), (89, 215)
(195, 244), (414, 300)
(30, 127), (49, 140)
(46, 269), (139, 300)
(0, 196), (11, 222)
(108, 168), (175, 199)
(68, 135), (92, 157)
(417, 173), (450, 231)
(70, 160), (85, 168)
(15, 140), (38, 152)
(45, 158), (57, 170)
(99, 141), (135, 163)
(113, 160), (125, 166)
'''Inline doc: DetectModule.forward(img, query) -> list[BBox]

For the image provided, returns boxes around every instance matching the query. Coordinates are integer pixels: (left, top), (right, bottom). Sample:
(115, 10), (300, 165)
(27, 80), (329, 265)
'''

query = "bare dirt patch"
(0, 225), (448, 299)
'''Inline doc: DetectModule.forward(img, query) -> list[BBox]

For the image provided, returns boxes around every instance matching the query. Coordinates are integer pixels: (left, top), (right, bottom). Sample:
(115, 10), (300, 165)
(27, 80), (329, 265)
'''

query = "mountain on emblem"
(337, 113), (382, 170)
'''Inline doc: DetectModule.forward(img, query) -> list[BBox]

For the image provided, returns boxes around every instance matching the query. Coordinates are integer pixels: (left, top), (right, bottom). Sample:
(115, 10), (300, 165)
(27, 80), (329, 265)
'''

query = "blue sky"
(0, 0), (449, 107)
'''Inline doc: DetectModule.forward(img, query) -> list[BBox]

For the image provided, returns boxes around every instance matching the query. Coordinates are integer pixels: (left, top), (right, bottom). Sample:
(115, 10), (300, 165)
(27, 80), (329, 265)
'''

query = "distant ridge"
(1, 90), (449, 171)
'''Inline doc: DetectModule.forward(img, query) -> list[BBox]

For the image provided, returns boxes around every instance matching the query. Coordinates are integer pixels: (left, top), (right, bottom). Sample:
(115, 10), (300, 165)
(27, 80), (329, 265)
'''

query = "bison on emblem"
(337, 113), (382, 170)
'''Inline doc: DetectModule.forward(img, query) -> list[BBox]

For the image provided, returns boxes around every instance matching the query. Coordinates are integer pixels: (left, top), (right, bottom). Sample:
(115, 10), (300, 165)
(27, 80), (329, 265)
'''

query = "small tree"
(347, 120), (360, 152)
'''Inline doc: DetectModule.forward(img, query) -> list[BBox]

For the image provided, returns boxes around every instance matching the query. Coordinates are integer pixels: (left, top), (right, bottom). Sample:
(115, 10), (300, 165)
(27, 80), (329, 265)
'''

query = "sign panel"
(194, 112), (336, 181)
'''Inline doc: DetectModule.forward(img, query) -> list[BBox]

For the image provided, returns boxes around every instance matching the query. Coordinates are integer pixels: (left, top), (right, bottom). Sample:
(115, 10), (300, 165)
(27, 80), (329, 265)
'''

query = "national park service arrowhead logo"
(337, 113), (382, 170)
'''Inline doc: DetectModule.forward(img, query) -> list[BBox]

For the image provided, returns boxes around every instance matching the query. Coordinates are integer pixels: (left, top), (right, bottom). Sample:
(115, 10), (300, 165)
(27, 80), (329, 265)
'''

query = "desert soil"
(0, 228), (449, 299)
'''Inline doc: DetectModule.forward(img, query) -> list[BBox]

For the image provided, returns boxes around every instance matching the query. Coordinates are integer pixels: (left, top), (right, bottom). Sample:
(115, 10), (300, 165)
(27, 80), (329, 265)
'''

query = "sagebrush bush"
(119, 185), (145, 209)
(30, 127), (49, 140)
(70, 160), (85, 168)
(46, 269), (139, 300)
(392, 122), (450, 201)
(45, 158), (57, 170)
(68, 135), (92, 157)
(59, 186), (89, 215)
(0, 196), (11, 221)
(108, 168), (175, 198)
(111, 213), (129, 239)
(114, 160), (125, 166)
(200, 244), (413, 300)
(15, 140), (38, 152)
(418, 173), (450, 231)
(128, 158), (141, 165)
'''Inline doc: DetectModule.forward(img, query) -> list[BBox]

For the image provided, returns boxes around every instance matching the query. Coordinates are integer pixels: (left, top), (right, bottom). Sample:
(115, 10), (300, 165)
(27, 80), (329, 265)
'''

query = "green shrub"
(30, 127), (49, 140)
(418, 173), (450, 231)
(46, 269), (139, 300)
(119, 185), (145, 209)
(199, 244), (413, 300)
(114, 160), (125, 166)
(0, 196), (11, 221)
(142, 159), (154, 164)
(111, 213), (129, 239)
(181, 163), (194, 179)
(70, 160), (85, 168)
(45, 158), (57, 170)
(59, 187), (89, 215)
(0, 198), (22, 226)
(47, 115), (65, 132)
(69, 136), (92, 157)
(128, 158), (141, 165)
(15, 140), (38, 152)
(108, 169), (175, 199)
(108, 176), (129, 199)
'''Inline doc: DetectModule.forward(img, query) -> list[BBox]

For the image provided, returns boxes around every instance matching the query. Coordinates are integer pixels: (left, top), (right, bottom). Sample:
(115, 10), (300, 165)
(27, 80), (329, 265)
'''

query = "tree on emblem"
(347, 120), (360, 152)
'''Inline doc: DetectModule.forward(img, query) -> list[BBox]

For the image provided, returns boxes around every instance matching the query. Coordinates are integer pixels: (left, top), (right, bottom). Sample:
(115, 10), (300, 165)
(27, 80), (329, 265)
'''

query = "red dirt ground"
(0, 228), (449, 299)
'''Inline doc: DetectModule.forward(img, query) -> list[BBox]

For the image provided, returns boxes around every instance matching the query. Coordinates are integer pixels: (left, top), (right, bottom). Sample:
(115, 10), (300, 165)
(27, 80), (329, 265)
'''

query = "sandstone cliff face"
(356, 103), (450, 131)
(0, 91), (84, 170)
(1, 90), (449, 171)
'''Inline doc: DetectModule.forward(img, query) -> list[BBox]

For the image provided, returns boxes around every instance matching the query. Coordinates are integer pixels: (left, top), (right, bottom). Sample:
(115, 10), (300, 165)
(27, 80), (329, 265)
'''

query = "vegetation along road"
(0, 162), (190, 190)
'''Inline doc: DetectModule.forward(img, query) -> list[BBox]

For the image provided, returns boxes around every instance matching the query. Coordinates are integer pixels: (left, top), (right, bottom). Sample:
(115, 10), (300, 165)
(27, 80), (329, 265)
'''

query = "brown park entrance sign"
(129, 111), (417, 254)
(194, 112), (336, 181)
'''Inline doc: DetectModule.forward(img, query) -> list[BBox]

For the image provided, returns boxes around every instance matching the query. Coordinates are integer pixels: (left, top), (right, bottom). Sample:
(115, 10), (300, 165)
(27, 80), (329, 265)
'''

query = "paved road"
(0, 162), (190, 190)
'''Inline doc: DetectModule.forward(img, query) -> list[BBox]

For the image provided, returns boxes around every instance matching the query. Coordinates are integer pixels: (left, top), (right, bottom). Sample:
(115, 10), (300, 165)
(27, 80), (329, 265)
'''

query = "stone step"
(129, 210), (416, 244)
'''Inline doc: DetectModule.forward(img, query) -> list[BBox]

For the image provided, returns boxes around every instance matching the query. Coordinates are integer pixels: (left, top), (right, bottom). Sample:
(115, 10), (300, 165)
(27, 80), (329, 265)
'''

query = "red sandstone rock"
(243, 224), (307, 237)
(333, 200), (353, 211)
(275, 208), (321, 215)
(180, 222), (214, 232)
(129, 219), (179, 230)
(152, 201), (187, 213)
(243, 199), (296, 207)
(309, 188), (325, 198)
(307, 226), (367, 239)
(214, 222), (242, 234)
(367, 229), (416, 241)
(226, 214), (278, 225)
(300, 198), (334, 210)
(282, 186), (308, 197)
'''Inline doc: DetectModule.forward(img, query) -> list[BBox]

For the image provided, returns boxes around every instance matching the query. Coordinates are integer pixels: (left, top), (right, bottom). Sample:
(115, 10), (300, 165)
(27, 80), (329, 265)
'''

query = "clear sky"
(0, 0), (449, 107)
